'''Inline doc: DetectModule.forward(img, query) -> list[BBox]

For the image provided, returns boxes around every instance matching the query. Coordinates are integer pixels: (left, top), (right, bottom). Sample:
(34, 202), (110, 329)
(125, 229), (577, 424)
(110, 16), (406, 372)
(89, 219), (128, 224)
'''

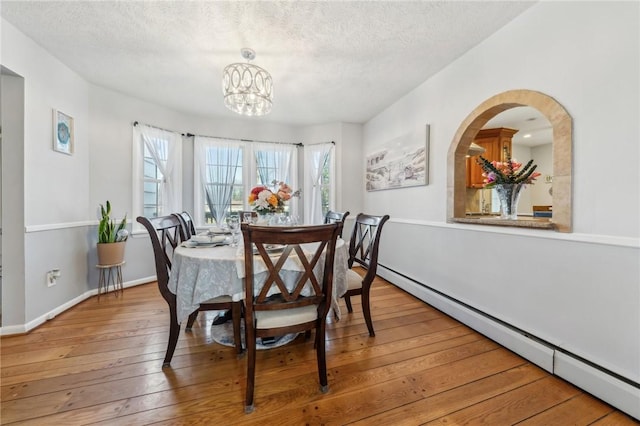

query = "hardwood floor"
(1, 276), (637, 425)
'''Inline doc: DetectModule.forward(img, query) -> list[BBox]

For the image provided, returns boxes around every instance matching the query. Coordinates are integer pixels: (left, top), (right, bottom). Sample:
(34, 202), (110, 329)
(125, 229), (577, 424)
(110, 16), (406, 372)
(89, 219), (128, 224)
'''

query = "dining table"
(167, 235), (350, 325)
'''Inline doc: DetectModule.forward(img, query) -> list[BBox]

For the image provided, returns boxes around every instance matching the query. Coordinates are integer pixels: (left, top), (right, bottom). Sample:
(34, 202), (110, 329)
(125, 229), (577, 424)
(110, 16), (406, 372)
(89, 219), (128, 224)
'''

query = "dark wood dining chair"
(343, 213), (390, 337)
(324, 210), (350, 236)
(137, 215), (243, 367)
(241, 222), (342, 413)
(136, 214), (186, 366)
(174, 211), (197, 238)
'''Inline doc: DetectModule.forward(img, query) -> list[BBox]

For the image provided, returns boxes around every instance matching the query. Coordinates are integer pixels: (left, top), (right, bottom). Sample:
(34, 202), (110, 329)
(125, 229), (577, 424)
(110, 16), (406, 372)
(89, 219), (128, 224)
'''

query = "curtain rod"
(304, 141), (335, 146)
(133, 121), (302, 146)
(133, 121), (181, 134)
(189, 132), (303, 147)
(134, 121), (332, 147)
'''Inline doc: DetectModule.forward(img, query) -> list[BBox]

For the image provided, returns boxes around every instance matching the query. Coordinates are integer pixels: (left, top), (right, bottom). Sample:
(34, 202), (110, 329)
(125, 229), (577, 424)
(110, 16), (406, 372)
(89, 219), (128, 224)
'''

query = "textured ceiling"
(1, 1), (535, 126)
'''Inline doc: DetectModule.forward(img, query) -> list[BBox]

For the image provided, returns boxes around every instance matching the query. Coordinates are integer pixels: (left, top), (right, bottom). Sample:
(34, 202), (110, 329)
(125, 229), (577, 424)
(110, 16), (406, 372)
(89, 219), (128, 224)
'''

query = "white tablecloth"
(167, 239), (348, 323)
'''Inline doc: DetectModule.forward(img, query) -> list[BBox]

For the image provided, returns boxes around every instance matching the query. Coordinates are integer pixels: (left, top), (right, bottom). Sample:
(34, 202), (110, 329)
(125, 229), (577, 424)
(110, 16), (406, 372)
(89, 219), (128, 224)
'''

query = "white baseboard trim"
(378, 266), (640, 421)
(555, 352), (640, 420)
(0, 275), (156, 336)
(123, 275), (157, 289)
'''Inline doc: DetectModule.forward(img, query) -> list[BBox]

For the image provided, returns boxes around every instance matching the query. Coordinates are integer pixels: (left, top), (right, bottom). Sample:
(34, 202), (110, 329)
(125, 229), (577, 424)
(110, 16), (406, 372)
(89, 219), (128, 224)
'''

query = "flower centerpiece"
(248, 180), (301, 216)
(478, 156), (541, 188)
(478, 155), (541, 219)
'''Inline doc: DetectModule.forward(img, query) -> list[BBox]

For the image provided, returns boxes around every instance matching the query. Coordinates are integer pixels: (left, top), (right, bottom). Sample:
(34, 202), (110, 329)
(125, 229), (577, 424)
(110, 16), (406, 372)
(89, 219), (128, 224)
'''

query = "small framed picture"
(53, 109), (74, 155)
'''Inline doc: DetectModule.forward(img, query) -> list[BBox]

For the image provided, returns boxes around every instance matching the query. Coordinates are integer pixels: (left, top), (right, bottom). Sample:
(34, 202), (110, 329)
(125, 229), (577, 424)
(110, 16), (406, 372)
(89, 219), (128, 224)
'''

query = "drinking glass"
(227, 216), (240, 247)
(242, 212), (254, 224)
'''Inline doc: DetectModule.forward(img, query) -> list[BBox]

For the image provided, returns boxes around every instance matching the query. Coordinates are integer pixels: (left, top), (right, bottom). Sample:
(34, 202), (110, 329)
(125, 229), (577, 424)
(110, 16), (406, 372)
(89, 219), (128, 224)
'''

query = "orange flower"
(248, 182), (300, 214)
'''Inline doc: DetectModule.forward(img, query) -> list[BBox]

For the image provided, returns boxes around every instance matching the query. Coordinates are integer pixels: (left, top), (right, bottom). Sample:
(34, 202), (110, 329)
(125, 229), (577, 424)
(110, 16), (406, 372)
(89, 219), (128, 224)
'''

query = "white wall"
(1, 20), (92, 330)
(338, 123), (364, 216)
(362, 1), (639, 415)
(1, 71), (26, 327)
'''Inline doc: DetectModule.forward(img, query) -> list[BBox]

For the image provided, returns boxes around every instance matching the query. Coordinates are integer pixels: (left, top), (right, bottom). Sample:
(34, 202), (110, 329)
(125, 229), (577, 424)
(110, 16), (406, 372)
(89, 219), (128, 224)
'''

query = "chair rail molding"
(25, 220), (97, 233)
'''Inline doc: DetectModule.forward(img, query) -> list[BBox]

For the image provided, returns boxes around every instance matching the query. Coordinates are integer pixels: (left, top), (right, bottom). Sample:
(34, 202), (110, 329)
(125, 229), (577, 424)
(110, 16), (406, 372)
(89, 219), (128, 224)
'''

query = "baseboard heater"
(378, 265), (640, 421)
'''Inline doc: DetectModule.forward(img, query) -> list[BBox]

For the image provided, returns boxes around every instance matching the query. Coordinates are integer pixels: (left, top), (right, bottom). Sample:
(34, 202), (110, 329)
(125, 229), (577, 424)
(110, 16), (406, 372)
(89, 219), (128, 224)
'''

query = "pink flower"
(478, 155), (540, 188)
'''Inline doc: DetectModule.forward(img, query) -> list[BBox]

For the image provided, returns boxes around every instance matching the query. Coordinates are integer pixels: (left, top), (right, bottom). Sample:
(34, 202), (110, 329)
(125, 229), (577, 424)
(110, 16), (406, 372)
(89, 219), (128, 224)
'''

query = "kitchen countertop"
(452, 215), (555, 230)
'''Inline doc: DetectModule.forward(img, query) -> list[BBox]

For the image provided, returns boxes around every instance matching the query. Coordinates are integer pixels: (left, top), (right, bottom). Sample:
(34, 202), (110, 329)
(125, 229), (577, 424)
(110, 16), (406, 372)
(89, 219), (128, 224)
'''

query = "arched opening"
(448, 89), (572, 232)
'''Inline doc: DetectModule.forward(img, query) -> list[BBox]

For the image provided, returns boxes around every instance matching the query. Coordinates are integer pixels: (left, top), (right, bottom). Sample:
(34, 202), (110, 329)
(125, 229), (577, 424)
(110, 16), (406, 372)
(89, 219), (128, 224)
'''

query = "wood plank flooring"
(1, 276), (637, 425)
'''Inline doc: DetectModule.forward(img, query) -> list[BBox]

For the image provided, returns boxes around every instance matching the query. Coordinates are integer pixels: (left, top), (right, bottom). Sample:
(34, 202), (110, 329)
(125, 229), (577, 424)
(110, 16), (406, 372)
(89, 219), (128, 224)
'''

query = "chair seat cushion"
(255, 304), (318, 329)
(201, 295), (233, 304)
(346, 268), (363, 290)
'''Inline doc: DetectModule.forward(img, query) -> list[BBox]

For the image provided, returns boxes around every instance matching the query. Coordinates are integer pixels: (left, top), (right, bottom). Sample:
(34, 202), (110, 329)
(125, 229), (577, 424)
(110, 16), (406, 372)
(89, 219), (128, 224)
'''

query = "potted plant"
(97, 200), (129, 265)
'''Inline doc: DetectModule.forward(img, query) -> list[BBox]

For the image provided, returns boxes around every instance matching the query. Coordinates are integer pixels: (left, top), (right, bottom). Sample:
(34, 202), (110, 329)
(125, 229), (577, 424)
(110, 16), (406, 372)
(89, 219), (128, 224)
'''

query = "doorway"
(1, 66), (26, 328)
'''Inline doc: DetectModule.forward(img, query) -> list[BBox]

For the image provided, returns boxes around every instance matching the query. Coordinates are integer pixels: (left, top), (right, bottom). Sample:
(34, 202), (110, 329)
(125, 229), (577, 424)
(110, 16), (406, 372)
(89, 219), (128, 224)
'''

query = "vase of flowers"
(493, 183), (525, 220)
(478, 155), (541, 220)
(248, 181), (301, 224)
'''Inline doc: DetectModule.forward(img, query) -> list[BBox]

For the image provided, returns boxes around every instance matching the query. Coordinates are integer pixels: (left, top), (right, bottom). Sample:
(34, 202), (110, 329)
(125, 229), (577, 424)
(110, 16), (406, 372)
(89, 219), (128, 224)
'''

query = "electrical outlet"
(47, 269), (61, 287)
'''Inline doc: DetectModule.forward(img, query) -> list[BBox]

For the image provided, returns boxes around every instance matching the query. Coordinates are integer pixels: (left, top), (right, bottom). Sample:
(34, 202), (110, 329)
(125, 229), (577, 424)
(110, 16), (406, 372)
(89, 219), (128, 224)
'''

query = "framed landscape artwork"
(53, 109), (74, 155)
(366, 125), (429, 191)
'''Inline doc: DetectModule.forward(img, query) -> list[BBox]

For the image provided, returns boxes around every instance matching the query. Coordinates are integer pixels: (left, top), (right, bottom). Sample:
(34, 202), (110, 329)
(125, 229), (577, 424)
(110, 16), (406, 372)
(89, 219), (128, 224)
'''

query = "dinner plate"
(184, 240), (231, 248)
(194, 241), (219, 247)
(191, 235), (227, 244)
(207, 228), (232, 235)
(253, 244), (286, 254)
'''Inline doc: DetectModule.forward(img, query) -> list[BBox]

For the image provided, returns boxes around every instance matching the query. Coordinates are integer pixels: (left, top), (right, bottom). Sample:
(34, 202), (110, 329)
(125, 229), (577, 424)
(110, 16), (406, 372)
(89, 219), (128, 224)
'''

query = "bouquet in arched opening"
(478, 156), (541, 188)
(248, 180), (301, 214)
(478, 154), (542, 220)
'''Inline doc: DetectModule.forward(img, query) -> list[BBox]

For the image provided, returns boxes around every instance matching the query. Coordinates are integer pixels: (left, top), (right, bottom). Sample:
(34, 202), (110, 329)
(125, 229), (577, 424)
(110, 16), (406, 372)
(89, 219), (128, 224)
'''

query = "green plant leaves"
(98, 201), (127, 243)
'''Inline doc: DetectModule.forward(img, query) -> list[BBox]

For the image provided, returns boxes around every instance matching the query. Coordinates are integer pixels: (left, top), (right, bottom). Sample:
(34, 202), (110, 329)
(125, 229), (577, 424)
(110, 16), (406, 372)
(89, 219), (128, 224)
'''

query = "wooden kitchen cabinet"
(466, 127), (517, 188)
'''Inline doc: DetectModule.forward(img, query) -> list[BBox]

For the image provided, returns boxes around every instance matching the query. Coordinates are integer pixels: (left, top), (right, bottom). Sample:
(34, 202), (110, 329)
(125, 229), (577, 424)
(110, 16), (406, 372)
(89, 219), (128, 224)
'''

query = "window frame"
(193, 138), (300, 227)
(303, 143), (336, 224)
(132, 124), (183, 231)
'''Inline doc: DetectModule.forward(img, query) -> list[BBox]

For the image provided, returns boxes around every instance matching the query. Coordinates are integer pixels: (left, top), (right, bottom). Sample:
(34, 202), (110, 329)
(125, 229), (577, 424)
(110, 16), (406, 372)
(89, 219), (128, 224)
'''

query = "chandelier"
(222, 48), (273, 116)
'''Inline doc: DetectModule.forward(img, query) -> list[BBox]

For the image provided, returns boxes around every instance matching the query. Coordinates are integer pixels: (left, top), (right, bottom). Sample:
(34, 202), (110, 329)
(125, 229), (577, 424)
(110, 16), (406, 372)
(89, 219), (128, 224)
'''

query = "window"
(253, 142), (297, 215)
(143, 143), (165, 218)
(303, 143), (334, 224)
(194, 137), (299, 227)
(319, 156), (332, 215)
(194, 137), (244, 225)
(255, 151), (282, 186)
(132, 124), (182, 226)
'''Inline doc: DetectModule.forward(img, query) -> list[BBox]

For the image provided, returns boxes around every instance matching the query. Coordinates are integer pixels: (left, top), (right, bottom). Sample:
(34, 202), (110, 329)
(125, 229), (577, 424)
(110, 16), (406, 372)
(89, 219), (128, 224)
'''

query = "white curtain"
(252, 142), (295, 186)
(194, 136), (242, 226)
(250, 142), (299, 217)
(304, 143), (333, 224)
(132, 124), (182, 220)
